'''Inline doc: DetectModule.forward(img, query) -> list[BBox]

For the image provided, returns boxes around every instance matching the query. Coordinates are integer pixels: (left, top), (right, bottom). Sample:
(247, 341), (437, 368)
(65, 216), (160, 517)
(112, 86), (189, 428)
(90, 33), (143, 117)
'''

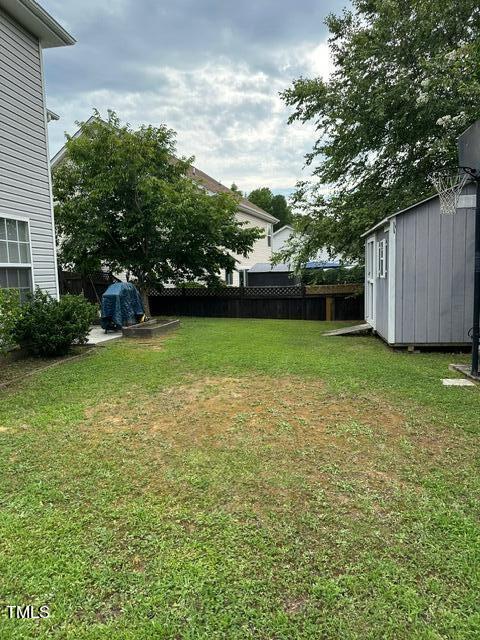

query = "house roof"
(47, 109), (59, 122)
(273, 225), (294, 236)
(0, 0), (75, 48)
(50, 116), (96, 169)
(51, 118), (278, 225)
(187, 166), (278, 224)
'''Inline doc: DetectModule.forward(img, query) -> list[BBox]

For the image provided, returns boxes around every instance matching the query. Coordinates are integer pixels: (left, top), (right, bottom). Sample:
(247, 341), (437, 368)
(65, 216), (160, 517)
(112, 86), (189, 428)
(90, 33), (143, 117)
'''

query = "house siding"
(229, 210), (272, 285)
(272, 226), (292, 253)
(0, 7), (58, 297)
(394, 183), (476, 345)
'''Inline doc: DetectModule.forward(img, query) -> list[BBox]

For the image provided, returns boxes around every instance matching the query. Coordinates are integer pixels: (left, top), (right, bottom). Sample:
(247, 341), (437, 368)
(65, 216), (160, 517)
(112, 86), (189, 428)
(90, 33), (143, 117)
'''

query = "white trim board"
(387, 219), (396, 344)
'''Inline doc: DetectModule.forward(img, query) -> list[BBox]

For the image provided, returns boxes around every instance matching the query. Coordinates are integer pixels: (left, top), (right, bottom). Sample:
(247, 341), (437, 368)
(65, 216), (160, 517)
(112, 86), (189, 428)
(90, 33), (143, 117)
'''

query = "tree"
(230, 183), (243, 196)
(53, 112), (263, 313)
(270, 194), (292, 229)
(281, 0), (480, 263)
(248, 187), (274, 214)
(248, 188), (292, 229)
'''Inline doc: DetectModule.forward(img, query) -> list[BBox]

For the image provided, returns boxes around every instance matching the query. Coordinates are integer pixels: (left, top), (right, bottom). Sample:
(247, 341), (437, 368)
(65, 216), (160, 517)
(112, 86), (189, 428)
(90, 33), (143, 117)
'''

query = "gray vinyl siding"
(374, 228), (389, 341)
(0, 7), (58, 297)
(394, 183), (476, 345)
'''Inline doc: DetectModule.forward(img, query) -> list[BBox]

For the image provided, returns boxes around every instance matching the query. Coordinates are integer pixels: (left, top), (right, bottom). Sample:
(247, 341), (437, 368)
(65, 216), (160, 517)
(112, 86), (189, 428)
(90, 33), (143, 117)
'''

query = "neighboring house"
(188, 167), (278, 286)
(248, 260), (342, 287)
(362, 182), (476, 347)
(0, 0), (74, 300)
(51, 125), (278, 287)
(272, 224), (341, 265)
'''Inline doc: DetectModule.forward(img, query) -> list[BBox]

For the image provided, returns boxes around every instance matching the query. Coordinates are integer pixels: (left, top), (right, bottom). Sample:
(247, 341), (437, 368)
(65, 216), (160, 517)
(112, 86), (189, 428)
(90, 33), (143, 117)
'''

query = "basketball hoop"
(428, 170), (469, 215)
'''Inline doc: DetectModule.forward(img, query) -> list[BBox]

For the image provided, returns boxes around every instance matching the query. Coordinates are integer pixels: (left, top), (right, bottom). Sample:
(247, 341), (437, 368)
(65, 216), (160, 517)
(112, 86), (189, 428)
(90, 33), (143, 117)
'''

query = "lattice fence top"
(149, 285), (304, 298)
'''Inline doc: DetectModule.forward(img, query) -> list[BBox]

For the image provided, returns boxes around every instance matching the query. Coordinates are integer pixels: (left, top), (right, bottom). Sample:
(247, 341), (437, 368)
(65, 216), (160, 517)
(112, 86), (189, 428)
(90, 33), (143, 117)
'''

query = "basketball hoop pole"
(471, 176), (480, 377)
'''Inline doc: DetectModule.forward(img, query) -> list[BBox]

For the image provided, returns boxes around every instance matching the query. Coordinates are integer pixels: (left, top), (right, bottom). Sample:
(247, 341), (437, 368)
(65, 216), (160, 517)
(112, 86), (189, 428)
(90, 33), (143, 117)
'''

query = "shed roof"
(361, 193), (439, 238)
(249, 262), (291, 273)
(0, 0), (75, 47)
(249, 260), (341, 273)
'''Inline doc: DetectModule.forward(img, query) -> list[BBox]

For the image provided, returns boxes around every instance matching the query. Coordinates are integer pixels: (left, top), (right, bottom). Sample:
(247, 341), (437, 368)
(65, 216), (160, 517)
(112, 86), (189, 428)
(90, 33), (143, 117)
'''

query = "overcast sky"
(42, 0), (347, 196)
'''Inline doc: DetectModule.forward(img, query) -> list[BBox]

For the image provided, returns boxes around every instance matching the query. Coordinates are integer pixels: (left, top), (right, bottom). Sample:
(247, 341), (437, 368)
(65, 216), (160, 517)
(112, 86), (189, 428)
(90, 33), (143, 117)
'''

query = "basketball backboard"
(458, 120), (480, 173)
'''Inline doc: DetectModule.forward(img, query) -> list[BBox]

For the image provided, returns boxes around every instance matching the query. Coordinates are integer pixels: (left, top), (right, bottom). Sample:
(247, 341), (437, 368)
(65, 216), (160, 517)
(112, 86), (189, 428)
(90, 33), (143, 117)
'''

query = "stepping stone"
(442, 378), (475, 387)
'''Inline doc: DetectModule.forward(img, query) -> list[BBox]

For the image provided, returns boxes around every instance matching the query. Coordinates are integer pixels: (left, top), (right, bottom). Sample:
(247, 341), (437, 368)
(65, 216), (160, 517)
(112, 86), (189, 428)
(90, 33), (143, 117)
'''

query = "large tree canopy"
(281, 0), (480, 263)
(53, 112), (263, 298)
(248, 187), (292, 229)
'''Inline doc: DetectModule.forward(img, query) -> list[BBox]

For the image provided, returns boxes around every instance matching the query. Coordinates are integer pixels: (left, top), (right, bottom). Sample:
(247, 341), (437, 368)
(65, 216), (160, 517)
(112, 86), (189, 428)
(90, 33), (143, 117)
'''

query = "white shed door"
(365, 237), (376, 328)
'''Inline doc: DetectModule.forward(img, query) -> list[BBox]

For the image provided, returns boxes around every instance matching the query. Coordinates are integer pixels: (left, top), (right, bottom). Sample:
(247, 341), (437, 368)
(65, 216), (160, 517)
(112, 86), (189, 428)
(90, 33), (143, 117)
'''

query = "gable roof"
(361, 193), (440, 238)
(187, 166), (278, 223)
(50, 118), (279, 225)
(361, 179), (477, 239)
(0, 0), (75, 48)
(273, 225), (294, 236)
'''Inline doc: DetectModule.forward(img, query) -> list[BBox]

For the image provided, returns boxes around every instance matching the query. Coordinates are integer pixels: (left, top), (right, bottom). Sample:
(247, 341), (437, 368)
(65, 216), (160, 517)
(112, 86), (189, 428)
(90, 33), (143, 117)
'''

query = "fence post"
(302, 285), (306, 320)
(326, 296), (335, 321)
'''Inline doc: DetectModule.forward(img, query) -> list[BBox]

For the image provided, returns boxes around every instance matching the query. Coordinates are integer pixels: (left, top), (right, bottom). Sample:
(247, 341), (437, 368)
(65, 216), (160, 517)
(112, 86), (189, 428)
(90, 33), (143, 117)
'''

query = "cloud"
(42, 0), (346, 194)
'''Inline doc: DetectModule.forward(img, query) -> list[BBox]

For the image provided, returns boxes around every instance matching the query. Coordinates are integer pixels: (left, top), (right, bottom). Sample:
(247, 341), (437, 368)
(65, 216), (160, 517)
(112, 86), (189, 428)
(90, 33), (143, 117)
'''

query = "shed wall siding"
(394, 184), (476, 345)
(0, 7), (58, 297)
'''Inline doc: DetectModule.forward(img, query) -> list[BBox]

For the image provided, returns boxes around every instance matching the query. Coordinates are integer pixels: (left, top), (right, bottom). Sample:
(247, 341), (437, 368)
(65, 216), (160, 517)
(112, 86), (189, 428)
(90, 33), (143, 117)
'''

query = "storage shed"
(362, 182), (477, 347)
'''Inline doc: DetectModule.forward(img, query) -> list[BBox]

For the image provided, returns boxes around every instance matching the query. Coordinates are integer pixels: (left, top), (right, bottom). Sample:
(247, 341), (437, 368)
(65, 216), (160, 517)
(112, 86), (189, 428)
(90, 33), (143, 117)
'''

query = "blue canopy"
(100, 282), (144, 330)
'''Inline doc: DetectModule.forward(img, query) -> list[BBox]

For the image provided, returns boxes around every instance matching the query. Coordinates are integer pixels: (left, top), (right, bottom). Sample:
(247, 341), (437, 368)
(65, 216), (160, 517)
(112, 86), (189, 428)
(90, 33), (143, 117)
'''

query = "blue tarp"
(100, 282), (145, 330)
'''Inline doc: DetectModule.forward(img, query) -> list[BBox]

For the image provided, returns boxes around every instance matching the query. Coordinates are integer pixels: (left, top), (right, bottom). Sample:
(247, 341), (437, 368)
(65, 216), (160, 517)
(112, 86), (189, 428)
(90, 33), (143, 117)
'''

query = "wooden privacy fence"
(149, 284), (364, 321)
(58, 270), (119, 304)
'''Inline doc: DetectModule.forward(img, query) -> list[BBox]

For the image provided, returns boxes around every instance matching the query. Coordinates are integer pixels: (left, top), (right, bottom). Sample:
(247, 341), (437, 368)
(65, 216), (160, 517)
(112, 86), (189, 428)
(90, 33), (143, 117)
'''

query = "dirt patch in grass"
(82, 374), (477, 523)
(86, 375), (406, 444)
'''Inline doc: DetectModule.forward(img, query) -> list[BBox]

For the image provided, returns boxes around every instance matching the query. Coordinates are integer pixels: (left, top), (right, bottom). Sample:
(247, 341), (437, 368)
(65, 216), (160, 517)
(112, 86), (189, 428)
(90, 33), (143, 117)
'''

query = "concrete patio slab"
(86, 326), (123, 345)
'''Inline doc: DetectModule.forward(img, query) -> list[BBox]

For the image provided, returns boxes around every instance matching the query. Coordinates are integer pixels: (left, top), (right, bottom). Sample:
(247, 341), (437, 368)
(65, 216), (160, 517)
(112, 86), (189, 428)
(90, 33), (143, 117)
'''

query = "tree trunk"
(139, 286), (151, 319)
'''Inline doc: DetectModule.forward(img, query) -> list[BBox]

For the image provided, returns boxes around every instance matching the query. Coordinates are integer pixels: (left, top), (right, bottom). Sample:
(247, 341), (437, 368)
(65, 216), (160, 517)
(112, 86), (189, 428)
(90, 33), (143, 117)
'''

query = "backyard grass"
(0, 318), (479, 639)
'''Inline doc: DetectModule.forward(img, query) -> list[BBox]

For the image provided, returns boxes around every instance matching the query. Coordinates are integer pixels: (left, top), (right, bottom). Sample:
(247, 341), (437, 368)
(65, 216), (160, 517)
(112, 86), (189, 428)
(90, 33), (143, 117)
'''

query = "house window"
(239, 269), (249, 287)
(225, 270), (233, 286)
(0, 217), (32, 301)
(267, 224), (273, 247)
(377, 238), (387, 278)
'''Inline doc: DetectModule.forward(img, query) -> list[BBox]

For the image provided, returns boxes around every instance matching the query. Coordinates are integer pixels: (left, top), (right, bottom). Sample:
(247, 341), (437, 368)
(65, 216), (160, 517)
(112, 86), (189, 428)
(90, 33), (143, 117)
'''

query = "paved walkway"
(86, 326), (123, 345)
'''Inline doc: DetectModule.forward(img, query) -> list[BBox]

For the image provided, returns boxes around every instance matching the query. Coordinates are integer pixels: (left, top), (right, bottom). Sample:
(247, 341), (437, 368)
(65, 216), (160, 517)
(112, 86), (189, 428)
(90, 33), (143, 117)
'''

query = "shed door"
(365, 236), (376, 328)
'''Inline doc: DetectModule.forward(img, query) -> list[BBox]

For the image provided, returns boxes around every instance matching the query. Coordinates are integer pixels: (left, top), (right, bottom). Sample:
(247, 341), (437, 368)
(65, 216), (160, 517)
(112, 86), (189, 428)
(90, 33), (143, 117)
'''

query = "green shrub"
(12, 290), (97, 357)
(0, 289), (22, 353)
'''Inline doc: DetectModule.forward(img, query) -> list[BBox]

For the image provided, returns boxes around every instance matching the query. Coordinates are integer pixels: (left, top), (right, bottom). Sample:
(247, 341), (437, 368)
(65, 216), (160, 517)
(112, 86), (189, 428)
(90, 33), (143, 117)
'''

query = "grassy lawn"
(0, 318), (479, 639)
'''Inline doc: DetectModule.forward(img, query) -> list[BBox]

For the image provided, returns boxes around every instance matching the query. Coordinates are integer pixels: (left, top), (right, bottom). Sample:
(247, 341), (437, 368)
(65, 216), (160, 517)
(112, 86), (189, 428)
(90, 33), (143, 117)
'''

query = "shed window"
(0, 217), (33, 301)
(377, 239), (387, 278)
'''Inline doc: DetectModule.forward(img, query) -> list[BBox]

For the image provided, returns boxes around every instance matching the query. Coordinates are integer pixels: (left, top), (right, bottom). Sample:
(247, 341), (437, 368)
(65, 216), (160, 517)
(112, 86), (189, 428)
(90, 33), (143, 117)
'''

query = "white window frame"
(225, 270), (233, 286)
(377, 238), (387, 279)
(0, 214), (35, 294)
(239, 269), (249, 287)
(267, 224), (273, 248)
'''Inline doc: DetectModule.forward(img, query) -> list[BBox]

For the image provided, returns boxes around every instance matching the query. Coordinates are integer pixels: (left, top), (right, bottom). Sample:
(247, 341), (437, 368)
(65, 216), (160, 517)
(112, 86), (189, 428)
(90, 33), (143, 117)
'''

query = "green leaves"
(12, 291), (97, 357)
(282, 0), (480, 261)
(53, 111), (262, 290)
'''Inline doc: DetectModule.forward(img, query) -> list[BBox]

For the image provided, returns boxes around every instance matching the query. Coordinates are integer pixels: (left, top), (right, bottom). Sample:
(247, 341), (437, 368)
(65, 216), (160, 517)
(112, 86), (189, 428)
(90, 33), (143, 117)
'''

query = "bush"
(0, 289), (22, 354)
(12, 290), (97, 357)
